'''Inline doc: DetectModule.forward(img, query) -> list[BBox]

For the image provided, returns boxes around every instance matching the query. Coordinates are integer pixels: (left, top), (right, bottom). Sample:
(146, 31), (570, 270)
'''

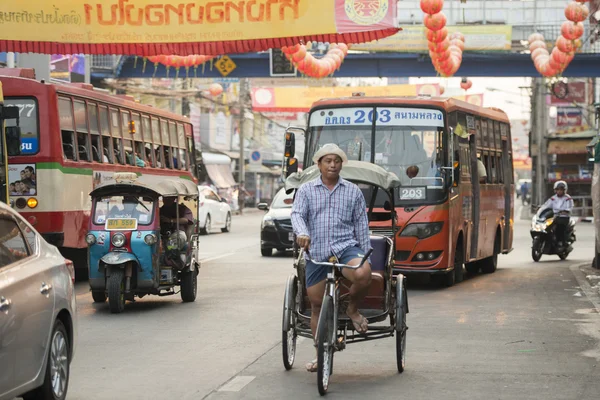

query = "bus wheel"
(440, 270), (455, 288)
(465, 262), (480, 275)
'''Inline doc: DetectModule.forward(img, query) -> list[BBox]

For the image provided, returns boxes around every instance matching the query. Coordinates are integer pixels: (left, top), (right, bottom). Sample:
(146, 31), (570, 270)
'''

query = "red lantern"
(429, 38), (450, 53)
(556, 36), (575, 53)
(551, 48), (569, 65)
(336, 43), (349, 56)
(291, 45), (307, 63)
(531, 47), (549, 60)
(283, 44), (301, 54)
(548, 57), (562, 72)
(147, 56), (160, 64)
(573, 38), (583, 50)
(329, 48), (345, 59)
(208, 83), (223, 96)
(439, 86), (446, 95)
(450, 39), (465, 52)
(528, 33), (545, 43)
(426, 27), (448, 43)
(423, 12), (447, 31)
(460, 78), (472, 90)
(449, 32), (465, 42)
(565, 2), (589, 22)
(420, 0), (444, 15)
(561, 21), (585, 40)
(529, 40), (547, 52)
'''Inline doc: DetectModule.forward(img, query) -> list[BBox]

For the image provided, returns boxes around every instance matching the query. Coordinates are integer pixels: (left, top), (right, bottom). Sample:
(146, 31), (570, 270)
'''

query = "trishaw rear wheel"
(317, 296), (334, 396)
(181, 269), (198, 302)
(282, 275), (298, 370)
(108, 269), (126, 314)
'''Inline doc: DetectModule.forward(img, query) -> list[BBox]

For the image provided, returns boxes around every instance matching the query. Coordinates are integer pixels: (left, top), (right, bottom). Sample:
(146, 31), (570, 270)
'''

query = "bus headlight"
(111, 233), (126, 248)
(85, 234), (96, 245)
(400, 222), (444, 239)
(144, 234), (157, 245)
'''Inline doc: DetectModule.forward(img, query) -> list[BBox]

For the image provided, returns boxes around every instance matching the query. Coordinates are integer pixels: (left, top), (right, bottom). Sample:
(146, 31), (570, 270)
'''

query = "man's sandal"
(350, 314), (368, 334)
(305, 359), (318, 372)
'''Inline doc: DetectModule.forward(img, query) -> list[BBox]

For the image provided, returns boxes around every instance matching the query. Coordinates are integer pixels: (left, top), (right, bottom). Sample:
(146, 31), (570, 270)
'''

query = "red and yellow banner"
(0, 0), (398, 56)
(252, 83), (442, 112)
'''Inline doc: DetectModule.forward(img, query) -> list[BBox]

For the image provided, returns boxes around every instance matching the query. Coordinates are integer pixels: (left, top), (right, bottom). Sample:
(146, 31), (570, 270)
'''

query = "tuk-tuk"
(86, 172), (200, 313)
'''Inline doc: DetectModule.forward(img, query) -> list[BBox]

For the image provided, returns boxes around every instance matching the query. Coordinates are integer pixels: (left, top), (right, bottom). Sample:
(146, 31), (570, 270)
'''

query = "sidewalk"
(577, 263), (600, 306)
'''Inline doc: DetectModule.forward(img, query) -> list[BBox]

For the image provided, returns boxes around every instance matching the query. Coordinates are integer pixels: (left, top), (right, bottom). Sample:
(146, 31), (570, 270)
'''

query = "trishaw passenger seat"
(369, 236), (389, 273)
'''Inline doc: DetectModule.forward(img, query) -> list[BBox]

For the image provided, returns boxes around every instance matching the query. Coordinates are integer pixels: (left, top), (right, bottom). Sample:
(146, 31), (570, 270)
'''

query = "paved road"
(62, 211), (600, 400)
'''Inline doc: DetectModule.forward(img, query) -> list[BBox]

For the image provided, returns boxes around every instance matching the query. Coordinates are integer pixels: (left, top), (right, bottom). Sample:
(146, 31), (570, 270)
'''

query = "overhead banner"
(351, 25), (512, 52)
(0, 0), (399, 56)
(252, 83), (442, 112)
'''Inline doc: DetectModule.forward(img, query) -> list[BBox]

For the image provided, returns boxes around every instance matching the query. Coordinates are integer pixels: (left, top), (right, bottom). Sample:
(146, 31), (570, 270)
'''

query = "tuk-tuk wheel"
(108, 269), (126, 313)
(91, 291), (107, 303)
(181, 268), (198, 302)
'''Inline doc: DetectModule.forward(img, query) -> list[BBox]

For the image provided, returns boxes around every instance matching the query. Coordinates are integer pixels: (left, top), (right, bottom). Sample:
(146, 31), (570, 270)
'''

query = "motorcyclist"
(540, 181), (573, 248)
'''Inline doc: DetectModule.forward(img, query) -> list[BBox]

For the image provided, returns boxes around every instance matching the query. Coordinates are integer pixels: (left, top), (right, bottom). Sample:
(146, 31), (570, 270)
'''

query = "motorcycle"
(530, 207), (576, 262)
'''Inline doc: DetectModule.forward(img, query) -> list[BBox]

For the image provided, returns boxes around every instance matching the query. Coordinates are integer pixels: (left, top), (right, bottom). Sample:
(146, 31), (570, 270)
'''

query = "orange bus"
(0, 75), (199, 268)
(286, 95), (514, 286)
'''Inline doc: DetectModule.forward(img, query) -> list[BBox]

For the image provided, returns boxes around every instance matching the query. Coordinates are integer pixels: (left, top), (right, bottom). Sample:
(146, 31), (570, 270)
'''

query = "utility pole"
(238, 78), (251, 214)
(530, 77), (548, 209)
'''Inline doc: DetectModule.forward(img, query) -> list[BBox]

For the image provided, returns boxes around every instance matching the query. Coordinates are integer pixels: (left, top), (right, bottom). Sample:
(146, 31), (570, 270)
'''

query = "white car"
(198, 185), (232, 235)
(0, 201), (77, 400)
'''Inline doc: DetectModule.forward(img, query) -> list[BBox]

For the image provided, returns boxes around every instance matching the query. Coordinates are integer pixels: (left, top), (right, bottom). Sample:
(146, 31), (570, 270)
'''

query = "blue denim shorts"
(305, 246), (366, 288)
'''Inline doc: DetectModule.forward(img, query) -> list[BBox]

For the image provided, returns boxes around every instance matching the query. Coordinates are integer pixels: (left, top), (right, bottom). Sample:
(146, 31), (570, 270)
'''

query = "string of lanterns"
(528, 1), (589, 77)
(281, 43), (349, 78)
(421, 0), (465, 77)
(142, 55), (217, 78)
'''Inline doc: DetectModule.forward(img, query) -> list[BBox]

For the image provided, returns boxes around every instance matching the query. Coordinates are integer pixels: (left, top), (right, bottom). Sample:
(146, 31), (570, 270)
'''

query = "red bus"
(287, 95), (514, 286)
(0, 75), (199, 268)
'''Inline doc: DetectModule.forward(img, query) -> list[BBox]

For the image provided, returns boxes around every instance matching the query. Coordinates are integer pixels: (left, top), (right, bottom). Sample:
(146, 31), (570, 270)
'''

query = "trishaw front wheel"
(395, 275), (407, 373)
(282, 275), (298, 370)
(317, 295), (334, 396)
(107, 268), (126, 314)
(181, 268), (198, 302)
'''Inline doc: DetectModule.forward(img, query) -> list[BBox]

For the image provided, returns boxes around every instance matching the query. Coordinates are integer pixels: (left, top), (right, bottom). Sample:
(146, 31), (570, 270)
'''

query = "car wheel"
(221, 213), (231, 233)
(23, 319), (70, 400)
(261, 247), (273, 257)
(201, 215), (211, 235)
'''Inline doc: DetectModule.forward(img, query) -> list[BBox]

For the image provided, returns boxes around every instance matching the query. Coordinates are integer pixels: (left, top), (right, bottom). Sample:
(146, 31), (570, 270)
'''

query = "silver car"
(0, 202), (77, 400)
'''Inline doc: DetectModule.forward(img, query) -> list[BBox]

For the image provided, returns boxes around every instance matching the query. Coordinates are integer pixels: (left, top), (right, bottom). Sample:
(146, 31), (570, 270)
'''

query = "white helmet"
(554, 180), (567, 191)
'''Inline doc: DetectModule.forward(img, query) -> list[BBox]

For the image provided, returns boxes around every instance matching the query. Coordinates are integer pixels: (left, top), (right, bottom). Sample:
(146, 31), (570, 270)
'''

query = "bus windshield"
(308, 106), (447, 205)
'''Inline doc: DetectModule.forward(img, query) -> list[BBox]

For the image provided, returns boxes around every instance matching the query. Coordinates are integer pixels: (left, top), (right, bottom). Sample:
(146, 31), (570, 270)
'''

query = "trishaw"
(281, 161), (408, 395)
(86, 172), (200, 313)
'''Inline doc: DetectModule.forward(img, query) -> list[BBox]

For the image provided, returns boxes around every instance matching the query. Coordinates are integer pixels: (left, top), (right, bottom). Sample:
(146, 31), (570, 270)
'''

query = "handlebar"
(300, 248), (373, 270)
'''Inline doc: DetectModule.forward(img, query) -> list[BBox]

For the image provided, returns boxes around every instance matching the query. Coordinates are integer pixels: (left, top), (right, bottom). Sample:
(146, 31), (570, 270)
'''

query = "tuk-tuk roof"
(285, 160), (401, 191)
(90, 173), (198, 198)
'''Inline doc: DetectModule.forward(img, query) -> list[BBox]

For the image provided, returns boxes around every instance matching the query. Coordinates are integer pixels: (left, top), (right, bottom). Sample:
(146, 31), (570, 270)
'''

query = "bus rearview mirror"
(5, 126), (22, 156)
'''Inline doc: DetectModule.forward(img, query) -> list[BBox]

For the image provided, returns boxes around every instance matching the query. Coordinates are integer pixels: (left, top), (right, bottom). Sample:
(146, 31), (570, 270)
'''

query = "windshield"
(308, 106), (447, 205)
(93, 195), (155, 226)
(5, 97), (39, 155)
(271, 188), (294, 208)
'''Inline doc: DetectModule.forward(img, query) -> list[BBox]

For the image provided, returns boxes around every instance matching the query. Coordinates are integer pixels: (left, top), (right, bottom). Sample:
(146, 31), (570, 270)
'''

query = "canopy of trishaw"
(285, 160), (401, 191)
(90, 173), (198, 198)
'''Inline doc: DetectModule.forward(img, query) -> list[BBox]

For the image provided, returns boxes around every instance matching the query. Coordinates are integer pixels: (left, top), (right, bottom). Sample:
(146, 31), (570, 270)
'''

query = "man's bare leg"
(305, 279), (326, 371)
(341, 259), (372, 332)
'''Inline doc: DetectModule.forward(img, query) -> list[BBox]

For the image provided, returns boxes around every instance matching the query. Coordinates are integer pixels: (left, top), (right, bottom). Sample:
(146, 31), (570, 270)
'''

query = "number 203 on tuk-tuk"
(85, 173), (200, 313)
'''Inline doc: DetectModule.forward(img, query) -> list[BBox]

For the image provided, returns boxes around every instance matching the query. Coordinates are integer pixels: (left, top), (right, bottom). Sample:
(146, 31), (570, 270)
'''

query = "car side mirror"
(257, 203), (269, 211)
(5, 126), (22, 156)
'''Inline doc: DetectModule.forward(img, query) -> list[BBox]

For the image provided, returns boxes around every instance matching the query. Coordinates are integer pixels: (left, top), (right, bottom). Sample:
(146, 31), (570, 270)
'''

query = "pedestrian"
(291, 143), (372, 373)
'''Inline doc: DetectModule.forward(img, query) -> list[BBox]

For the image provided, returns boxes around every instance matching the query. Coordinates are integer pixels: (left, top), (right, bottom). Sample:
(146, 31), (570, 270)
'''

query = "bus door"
(502, 137), (513, 251)
(469, 133), (481, 261)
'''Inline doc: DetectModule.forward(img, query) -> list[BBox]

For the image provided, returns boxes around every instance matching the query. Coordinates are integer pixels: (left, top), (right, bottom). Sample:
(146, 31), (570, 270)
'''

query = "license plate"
(288, 232), (294, 241)
(400, 187), (426, 200)
(105, 218), (138, 231)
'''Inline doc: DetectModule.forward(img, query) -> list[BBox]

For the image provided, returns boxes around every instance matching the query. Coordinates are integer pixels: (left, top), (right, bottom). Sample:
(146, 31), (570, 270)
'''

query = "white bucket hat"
(312, 143), (348, 164)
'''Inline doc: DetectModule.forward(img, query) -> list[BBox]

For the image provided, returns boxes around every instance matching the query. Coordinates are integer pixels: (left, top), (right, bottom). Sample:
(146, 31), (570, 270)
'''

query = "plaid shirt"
(291, 176), (371, 263)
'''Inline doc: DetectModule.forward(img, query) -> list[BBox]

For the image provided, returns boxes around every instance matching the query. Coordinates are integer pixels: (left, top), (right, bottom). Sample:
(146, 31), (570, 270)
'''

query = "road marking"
(218, 376), (255, 392)
(200, 252), (235, 263)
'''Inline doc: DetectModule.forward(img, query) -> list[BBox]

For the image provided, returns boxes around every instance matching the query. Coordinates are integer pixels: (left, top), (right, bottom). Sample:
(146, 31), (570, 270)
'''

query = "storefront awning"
(205, 164), (237, 189)
(547, 139), (591, 155)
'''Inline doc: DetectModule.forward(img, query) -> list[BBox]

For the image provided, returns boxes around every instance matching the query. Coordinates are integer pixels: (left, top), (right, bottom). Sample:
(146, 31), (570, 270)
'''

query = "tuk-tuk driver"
(291, 143), (372, 373)
(160, 196), (194, 235)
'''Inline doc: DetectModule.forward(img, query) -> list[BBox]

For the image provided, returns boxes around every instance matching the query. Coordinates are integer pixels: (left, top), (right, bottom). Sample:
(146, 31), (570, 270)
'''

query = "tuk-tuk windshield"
(93, 195), (155, 226)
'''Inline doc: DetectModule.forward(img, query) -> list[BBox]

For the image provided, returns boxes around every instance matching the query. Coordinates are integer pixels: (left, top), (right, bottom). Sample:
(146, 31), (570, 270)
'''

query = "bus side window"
(187, 136), (198, 177)
(59, 97), (76, 161)
(497, 153), (504, 183)
(74, 100), (91, 162)
(142, 116), (155, 167)
(164, 147), (173, 169)
(489, 154), (497, 183)
(134, 141), (146, 167)
(99, 106), (113, 163)
(111, 109), (124, 164)
(87, 102), (102, 162)
(169, 122), (179, 169)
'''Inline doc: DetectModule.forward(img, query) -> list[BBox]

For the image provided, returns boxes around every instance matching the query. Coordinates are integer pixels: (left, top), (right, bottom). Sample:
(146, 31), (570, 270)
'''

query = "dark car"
(258, 188), (294, 256)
